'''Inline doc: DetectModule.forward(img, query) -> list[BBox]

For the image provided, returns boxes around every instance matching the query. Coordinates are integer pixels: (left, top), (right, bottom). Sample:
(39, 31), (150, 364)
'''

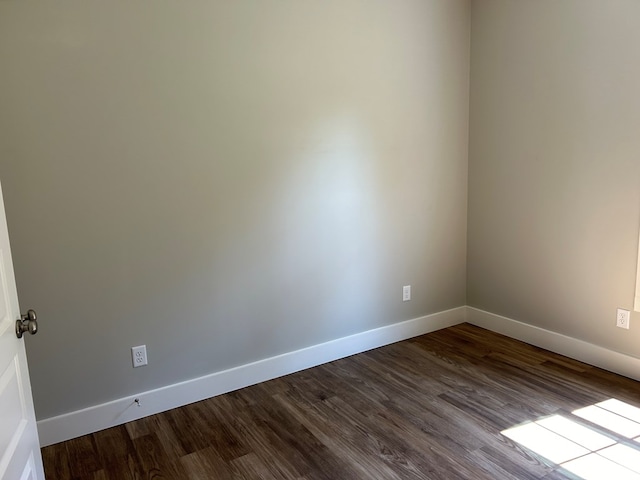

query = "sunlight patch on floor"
(597, 399), (640, 424)
(573, 405), (640, 438)
(562, 452), (640, 480)
(502, 422), (589, 464)
(501, 399), (640, 480)
(598, 444), (640, 474)
(535, 415), (615, 451)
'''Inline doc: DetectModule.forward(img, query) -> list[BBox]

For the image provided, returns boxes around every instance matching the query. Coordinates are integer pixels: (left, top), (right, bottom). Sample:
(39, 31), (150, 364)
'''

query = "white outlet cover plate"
(131, 345), (148, 367)
(403, 285), (411, 302)
(616, 309), (630, 330)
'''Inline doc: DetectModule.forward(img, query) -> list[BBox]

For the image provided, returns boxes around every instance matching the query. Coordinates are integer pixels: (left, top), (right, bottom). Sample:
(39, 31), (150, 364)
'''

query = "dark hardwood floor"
(42, 323), (640, 479)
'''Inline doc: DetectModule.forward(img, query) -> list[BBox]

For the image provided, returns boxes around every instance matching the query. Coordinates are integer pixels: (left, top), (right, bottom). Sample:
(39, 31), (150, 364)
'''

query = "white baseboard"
(40, 305), (640, 447)
(37, 307), (466, 447)
(465, 307), (640, 382)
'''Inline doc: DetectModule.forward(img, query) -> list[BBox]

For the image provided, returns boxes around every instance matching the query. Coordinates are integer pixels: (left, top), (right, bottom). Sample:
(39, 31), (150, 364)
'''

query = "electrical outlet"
(403, 285), (411, 302)
(131, 345), (148, 367)
(616, 309), (630, 330)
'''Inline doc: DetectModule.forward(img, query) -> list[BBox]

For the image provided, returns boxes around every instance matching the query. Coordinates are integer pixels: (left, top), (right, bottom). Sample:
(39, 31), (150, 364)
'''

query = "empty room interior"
(1, 0), (640, 479)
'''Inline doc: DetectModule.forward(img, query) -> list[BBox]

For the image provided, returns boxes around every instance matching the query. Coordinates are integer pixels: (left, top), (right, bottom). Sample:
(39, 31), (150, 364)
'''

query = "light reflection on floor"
(501, 399), (640, 479)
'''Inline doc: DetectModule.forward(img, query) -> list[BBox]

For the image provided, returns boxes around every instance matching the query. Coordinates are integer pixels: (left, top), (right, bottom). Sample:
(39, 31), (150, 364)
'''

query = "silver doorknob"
(16, 309), (38, 338)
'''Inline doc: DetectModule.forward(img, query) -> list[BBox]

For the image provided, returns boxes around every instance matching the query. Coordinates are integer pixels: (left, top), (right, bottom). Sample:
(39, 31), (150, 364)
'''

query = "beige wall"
(468, 1), (640, 355)
(0, 1), (470, 419)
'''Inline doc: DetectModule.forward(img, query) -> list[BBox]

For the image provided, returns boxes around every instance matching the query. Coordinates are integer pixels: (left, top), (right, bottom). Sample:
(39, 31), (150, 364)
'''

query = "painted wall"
(468, 1), (640, 356)
(0, 1), (470, 420)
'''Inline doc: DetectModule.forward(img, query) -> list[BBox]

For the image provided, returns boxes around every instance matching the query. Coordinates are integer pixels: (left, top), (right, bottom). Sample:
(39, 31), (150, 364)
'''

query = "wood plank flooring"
(42, 323), (640, 479)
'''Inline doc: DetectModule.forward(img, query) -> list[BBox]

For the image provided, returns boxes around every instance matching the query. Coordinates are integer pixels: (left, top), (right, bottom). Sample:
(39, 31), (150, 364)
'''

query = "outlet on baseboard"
(616, 309), (630, 330)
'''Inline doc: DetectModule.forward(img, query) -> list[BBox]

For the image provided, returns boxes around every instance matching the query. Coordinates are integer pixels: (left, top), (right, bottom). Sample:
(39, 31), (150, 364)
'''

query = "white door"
(0, 182), (45, 480)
